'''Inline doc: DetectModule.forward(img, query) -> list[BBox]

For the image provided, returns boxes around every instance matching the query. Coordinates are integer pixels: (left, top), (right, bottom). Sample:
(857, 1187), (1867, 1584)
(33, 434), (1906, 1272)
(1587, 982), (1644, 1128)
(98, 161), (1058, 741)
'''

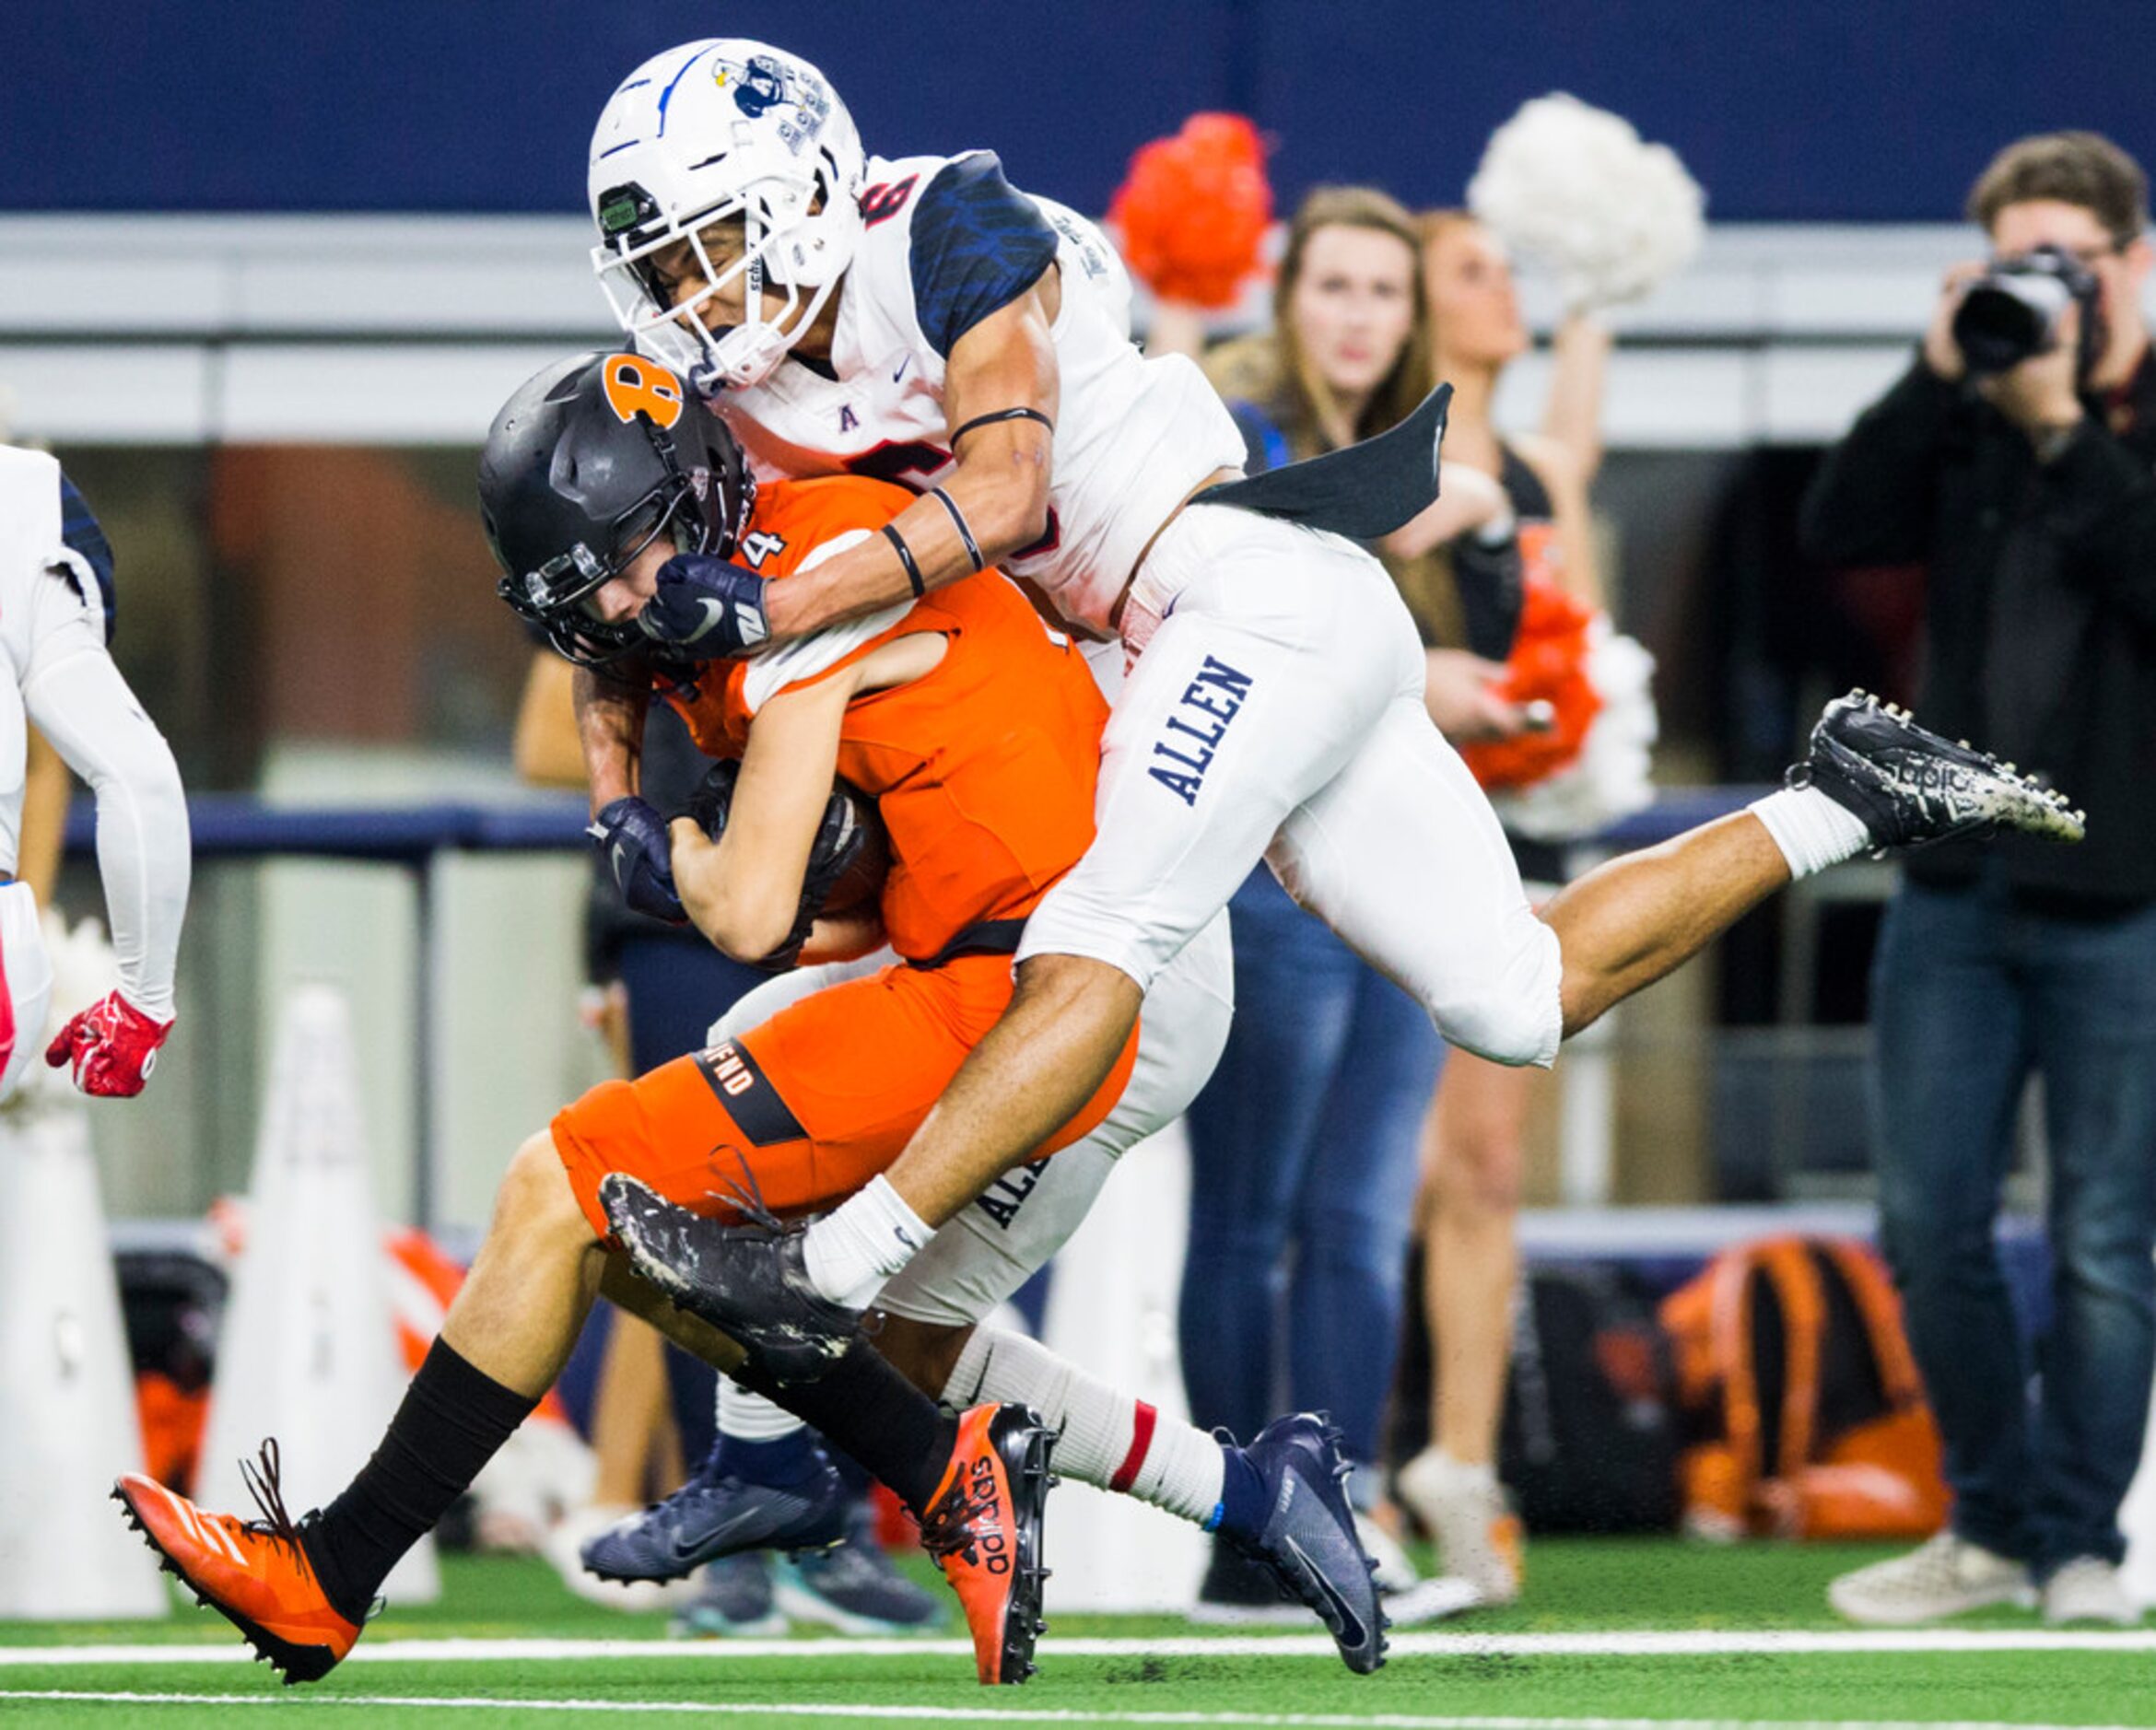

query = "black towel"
(1191, 382), (1451, 540)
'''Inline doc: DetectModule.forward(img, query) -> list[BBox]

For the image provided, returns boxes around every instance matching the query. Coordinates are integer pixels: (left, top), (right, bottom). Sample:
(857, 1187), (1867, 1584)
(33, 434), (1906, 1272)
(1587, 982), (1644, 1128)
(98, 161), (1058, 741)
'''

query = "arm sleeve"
(2035, 423), (2156, 630)
(1797, 357), (1960, 567)
(908, 153), (1060, 358)
(21, 616), (189, 1021)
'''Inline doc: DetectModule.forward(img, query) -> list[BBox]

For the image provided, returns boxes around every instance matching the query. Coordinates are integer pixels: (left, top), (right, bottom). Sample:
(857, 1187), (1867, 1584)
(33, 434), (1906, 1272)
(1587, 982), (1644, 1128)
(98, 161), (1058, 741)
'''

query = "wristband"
(881, 523), (926, 597)
(950, 406), (1055, 446)
(930, 487), (986, 572)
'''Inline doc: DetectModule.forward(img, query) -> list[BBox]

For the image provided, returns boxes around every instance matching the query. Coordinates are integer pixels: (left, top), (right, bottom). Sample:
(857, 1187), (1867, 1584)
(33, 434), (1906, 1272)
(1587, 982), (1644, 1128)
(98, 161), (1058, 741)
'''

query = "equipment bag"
(1389, 1250), (1681, 1534)
(1658, 1234), (1949, 1540)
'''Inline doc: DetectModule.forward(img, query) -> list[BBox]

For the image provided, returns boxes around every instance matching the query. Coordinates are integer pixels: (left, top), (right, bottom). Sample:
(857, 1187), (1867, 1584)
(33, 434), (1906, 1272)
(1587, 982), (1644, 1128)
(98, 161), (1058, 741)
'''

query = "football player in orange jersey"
(112, 352), (1389, 1684)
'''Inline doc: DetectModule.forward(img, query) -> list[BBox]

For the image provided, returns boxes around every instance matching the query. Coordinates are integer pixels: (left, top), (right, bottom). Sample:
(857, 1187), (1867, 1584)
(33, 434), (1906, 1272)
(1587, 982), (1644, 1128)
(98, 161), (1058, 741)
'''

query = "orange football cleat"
(919, 1402), (1054, 1685)
(112, 1440), (360, 1684)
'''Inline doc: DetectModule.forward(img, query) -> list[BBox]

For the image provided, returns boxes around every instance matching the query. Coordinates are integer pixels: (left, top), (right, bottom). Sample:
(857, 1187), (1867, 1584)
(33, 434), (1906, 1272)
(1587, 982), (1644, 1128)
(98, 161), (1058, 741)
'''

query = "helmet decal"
(714, 51), (829, 153)
(601, 354), (685, 428)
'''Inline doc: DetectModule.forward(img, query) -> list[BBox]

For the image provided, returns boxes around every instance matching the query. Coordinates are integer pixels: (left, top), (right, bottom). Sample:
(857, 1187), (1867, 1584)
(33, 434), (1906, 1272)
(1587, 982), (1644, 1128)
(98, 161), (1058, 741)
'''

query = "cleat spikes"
(1795, 690), (2084, 852)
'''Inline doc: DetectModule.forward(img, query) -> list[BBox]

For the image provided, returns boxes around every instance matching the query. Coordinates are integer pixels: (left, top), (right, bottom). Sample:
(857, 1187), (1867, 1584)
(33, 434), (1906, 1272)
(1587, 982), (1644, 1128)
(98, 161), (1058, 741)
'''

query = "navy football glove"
(589, 795), (688, 925)
(637, 554), (771, 659)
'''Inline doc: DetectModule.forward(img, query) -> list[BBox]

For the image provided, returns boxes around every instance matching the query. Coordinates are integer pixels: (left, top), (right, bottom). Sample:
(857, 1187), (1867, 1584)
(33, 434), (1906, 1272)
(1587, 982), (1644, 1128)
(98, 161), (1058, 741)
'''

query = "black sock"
(303, 1338), (537, 1620)
(738, 1337), (956, 1515)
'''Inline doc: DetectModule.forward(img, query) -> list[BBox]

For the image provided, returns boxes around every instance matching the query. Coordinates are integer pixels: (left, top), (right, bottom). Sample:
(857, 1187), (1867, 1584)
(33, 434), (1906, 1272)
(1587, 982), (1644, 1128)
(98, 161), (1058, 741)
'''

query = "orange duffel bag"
(1659, 1235), (1950, 1541)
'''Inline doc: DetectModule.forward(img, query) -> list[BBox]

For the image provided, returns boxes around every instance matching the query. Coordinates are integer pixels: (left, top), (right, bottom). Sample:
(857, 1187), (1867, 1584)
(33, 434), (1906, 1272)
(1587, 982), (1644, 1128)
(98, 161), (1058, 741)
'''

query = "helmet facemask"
(594, 146), (858, 393)
(494, 405), (753, 672)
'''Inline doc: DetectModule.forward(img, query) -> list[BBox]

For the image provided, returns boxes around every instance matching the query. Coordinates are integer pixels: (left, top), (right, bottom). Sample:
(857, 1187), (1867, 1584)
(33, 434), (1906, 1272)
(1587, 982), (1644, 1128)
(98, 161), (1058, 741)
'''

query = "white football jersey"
(709, 151), (1246, 637)
(0, 446), (189, 1024)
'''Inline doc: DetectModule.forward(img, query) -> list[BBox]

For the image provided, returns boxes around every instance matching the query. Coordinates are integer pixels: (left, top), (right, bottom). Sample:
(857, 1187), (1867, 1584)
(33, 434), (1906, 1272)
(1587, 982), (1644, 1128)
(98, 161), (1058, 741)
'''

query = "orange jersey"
(661, 475), (1108, 963)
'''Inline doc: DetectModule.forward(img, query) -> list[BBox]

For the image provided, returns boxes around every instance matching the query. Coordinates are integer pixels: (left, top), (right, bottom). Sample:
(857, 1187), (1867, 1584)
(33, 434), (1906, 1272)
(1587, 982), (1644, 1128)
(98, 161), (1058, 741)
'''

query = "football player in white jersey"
(0, 448), (189, 1098)
(577, 38), (2082, 1473)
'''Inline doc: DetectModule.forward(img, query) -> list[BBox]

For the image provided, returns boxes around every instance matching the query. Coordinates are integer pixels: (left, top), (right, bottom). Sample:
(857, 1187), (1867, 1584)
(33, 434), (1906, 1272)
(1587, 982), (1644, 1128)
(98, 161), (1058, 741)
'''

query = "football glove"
(589, 795), (688, 925)
(685, 757), (744, 841)
(637, 554), (771, 659)
(46, 990), (172, 1098)
(683, 761), (873, 972)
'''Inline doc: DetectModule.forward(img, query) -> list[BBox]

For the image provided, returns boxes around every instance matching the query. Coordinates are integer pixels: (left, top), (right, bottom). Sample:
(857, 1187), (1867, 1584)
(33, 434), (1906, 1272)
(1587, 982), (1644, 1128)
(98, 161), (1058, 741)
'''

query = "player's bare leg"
(115, 1126), (1059, 1685)
(886, 954), (1142, 1226)
(1542, 812), (1789, 1035)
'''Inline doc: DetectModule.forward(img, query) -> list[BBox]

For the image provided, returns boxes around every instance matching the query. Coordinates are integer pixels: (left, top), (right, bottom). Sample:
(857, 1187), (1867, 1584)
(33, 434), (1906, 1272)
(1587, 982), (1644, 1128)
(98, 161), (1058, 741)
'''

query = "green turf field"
(5, 1538), (2150, 1728)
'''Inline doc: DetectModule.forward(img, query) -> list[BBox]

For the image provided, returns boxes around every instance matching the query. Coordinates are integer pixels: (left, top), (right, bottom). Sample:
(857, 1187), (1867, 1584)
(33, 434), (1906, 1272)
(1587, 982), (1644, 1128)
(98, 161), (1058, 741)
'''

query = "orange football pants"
(553, 951), (1141, 1245)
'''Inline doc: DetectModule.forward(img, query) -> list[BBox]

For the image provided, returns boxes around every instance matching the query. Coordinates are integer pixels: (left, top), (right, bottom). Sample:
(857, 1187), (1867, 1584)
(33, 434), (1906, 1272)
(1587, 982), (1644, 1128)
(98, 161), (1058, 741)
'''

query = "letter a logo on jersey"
(602, 354), (685, 429)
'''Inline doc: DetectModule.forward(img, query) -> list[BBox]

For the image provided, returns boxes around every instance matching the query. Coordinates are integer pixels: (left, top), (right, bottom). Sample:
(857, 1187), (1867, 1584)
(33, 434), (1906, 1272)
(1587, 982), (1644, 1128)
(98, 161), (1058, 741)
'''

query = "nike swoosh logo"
(893, 356), (911, 383)
(610, 842), (629, 883)
(681, 598), (730, 643)
(1283, 1533), (1370, 1645)
(665, 1495), (812, 1563)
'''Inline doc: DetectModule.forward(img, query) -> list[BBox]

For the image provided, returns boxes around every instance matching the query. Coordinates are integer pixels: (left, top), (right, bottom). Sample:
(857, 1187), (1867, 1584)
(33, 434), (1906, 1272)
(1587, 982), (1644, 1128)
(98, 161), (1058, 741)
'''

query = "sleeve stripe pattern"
(908, 153), (1060, 359)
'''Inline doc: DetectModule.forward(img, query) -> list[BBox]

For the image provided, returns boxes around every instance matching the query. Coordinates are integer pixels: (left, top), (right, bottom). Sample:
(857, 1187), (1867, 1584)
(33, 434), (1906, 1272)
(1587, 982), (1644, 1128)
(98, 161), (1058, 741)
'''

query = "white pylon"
(1037, 1119), (1205, 1613)
(0, 1106), (169, 1618)
(197, 984), (439, 1603)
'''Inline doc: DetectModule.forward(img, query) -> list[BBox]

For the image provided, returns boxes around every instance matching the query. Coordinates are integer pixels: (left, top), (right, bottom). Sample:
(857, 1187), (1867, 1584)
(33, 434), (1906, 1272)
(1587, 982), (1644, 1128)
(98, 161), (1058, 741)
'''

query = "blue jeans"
(1178, 867), (1443, 1467)
(1870, 867), (2156, 1573)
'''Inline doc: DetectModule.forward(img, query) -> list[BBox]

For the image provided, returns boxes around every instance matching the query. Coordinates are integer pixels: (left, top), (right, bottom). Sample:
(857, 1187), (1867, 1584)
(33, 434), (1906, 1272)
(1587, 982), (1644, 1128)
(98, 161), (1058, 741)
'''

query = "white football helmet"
(589, 40), (866, 392)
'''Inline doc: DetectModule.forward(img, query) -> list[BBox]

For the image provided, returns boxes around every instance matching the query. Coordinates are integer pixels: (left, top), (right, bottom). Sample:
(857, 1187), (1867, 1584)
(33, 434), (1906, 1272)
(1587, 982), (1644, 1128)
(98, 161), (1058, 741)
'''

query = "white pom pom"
(1492, 618), (1659, 841)
(1468, 93), (1705, 312)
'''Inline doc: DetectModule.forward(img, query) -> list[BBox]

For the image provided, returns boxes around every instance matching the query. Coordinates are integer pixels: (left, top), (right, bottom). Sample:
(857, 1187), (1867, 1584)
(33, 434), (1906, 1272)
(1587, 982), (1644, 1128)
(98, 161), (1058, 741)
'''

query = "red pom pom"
(1457, 579), (1605, 792)
(1108, 113), (1272, 309)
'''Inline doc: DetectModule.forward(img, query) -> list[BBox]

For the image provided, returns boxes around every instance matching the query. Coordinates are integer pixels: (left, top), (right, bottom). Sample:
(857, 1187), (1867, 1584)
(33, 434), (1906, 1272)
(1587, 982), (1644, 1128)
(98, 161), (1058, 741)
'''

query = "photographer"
(1800, 132), (2156, 1628)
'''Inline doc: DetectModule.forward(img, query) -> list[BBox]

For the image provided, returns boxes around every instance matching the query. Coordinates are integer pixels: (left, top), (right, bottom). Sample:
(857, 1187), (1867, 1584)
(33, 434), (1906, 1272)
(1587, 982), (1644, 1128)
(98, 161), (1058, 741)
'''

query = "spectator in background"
(1395, 212), (1614, 1609)
(1800, 131), (2156, 1628)
(1156, 186), (1524, 1622)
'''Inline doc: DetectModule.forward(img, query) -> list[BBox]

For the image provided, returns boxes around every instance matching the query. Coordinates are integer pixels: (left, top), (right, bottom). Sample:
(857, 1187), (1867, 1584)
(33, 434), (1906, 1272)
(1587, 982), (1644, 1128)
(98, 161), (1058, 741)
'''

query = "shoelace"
(705, 1151), (790, 1239)
(918, 1474), (996, 1568)
(237, 1438), (312, 1572)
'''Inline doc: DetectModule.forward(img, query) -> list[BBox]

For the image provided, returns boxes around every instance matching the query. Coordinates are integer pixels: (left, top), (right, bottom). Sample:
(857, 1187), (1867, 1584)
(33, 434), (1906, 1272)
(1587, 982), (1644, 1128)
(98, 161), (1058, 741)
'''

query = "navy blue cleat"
(1224, 1414), (1388, 1674)
(581, 1437), (850, 1585)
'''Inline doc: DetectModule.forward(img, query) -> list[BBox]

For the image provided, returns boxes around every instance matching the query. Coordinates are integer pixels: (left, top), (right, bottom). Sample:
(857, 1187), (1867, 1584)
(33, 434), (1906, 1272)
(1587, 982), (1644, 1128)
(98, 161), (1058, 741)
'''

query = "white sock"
(717, 1375), (805, 1441)
(1748, 785), (1873, 879)
(942, 1328), (1224, 1527)
(802, 1175), (932, 1309)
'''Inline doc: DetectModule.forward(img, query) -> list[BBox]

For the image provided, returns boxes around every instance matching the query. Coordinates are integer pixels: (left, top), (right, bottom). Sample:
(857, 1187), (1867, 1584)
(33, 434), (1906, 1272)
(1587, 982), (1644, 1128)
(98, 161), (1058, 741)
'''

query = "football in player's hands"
(685, 763), (888, 919)
(808, 781), (889, 918)
(46, 990), (172, 1097)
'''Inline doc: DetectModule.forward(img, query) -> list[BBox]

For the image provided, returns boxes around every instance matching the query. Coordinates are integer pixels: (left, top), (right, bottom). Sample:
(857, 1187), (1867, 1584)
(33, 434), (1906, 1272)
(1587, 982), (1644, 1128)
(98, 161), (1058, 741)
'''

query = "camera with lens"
(1951, 244), (2104, 377)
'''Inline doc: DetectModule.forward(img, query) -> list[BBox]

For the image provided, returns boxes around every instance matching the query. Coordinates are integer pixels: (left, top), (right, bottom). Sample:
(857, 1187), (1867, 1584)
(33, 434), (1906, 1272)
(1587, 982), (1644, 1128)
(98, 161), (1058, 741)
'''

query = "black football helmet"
(479, 350), (755, 669)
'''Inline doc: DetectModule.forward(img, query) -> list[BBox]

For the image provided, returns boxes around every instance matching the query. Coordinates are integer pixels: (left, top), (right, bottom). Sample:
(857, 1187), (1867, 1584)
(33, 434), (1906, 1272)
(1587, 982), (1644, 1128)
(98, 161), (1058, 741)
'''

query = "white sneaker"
(1827, 1532), (2033, 1625)
(1354, 1509), (1421, 1596)
(1395, 1447), (1522, 1607)
(2041, 1556), (2142, 1626)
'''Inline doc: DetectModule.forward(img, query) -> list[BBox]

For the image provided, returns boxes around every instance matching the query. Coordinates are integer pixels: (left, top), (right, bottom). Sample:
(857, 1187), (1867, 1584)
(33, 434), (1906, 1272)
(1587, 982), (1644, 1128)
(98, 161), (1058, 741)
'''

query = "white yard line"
(5, 1695), (2156, 1730)
(6, 1630), (2156, 1668)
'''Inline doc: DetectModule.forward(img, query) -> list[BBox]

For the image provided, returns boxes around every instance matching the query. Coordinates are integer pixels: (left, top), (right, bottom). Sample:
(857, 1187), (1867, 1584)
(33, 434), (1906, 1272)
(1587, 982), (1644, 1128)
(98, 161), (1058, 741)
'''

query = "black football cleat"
(1794, 689), (2085, 853)
(599, 1172), (860, 1385)
(580, 1434), (850, 1584)
(1220, 1413), (1389, 1675)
